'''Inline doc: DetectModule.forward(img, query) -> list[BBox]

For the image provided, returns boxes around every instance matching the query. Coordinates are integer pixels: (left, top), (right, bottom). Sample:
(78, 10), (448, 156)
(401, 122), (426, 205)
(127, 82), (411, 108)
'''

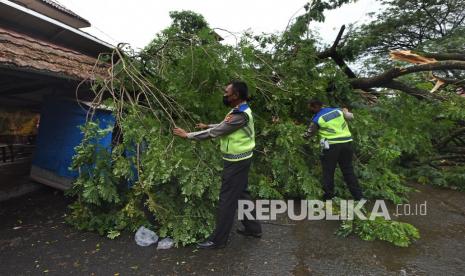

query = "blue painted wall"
(32, 97), (114, 179)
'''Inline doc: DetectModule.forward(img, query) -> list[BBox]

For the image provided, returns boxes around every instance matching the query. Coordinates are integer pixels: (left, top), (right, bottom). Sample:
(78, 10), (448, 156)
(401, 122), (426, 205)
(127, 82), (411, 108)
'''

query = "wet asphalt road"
(1, 184), (465, 276)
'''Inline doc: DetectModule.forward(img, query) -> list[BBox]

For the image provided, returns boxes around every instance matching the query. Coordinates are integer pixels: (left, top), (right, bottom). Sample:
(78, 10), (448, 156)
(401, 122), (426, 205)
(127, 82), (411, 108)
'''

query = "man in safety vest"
(304, 99), (363, 201)
(173, 80), (262, 249)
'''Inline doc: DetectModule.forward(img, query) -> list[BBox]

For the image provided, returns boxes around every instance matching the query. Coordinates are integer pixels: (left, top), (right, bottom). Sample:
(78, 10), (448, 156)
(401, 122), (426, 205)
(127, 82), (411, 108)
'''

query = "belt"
(327, 136), (352, 142)
(222, 151), (253, 160)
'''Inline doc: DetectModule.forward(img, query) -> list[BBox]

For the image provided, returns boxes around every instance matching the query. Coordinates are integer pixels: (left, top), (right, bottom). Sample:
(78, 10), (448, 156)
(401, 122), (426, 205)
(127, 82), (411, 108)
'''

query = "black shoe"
(236, 227), (262, 238)
(197, 240), (226, 249)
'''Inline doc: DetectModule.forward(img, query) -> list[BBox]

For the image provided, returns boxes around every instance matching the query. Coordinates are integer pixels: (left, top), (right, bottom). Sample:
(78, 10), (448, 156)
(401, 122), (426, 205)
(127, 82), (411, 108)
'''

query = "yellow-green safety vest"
(220, 103), (255, 161)
(312, 107), (352, 144)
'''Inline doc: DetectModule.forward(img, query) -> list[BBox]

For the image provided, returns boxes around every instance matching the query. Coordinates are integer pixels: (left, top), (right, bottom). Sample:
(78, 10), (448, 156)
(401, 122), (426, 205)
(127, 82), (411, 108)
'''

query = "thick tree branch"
(384, 81), (430, 98)
(349, 79), (430, 99)
(317, 25), (346, 59)
(317, 25), (357, 79)
(419, 52), (465, 61)
(332, 53), (357, 79)
(378, 61), (465, 80)
(348, 61), (465, 98)
(316, 27), (465, 98)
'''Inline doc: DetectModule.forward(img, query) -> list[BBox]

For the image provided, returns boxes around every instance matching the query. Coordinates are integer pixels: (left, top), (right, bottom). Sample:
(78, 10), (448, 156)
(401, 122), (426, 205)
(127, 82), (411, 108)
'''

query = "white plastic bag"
(135, 226), (158, 246)
(320, 138), (330, 150)
(157, 237), (174, 250)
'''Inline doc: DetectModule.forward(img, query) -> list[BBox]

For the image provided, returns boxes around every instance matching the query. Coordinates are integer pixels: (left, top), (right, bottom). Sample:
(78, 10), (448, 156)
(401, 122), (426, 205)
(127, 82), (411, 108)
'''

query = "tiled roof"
(0, 26), (107, 80)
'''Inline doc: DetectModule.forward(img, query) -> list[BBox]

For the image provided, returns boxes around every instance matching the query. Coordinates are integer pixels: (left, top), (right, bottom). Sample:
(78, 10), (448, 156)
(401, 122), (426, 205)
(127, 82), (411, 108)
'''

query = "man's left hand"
(173, 127), (188, 138)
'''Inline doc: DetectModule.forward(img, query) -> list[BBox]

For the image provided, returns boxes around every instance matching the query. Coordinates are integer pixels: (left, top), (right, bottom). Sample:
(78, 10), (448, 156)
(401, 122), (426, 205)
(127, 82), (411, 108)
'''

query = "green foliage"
(346, 0), (465, 58)
(68, 122), (119, 206)
(409, 165), (465, 191)
(329, 198), (420, 247)
(337, 217), (420, 247)
(66, 121), (149, 237)
(169, 10), (209, 35)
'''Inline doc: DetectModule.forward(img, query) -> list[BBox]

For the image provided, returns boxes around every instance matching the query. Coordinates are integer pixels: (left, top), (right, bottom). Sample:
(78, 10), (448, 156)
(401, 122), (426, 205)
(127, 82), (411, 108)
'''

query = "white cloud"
(56, 0), (382, 50)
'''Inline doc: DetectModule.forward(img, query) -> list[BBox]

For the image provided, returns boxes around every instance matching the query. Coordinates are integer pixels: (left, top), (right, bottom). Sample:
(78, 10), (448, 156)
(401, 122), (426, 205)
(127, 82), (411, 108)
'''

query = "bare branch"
(380, 81), (430, 99)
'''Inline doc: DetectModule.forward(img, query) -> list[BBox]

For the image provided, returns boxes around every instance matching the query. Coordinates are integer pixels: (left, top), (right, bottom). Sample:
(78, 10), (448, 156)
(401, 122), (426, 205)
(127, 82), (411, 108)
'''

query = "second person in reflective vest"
(304, 99), (364, 201)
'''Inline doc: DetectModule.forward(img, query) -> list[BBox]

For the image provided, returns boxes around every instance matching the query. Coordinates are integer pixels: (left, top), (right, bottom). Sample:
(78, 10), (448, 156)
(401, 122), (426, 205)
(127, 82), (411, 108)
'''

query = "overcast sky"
(57, 0), (382, 51)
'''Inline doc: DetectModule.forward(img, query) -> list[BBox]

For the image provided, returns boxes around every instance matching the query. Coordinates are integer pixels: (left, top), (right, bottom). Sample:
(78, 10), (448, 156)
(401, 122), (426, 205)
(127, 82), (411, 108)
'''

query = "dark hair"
(308, 98), (323, 107)
(230, 80), (249, 101)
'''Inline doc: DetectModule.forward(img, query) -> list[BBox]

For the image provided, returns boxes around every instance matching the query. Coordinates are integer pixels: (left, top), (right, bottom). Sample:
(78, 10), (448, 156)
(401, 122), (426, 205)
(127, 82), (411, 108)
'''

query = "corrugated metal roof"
(10, 0), (91, 28)
(0, 26), (107, 80)
(1, 0), (113, 56)
(39, 0), (90, 25)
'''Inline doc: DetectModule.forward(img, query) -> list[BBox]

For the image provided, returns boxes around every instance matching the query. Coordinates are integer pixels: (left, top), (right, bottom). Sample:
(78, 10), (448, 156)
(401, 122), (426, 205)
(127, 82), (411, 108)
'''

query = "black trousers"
(320, 142), (363, 200)
(209, 158), (262, 245)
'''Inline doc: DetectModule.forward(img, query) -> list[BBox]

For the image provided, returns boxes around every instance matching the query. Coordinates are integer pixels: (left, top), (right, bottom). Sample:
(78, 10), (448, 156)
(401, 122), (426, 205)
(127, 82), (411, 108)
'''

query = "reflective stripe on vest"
(220, 104), (255, 161)
(314, 108), (352, 144)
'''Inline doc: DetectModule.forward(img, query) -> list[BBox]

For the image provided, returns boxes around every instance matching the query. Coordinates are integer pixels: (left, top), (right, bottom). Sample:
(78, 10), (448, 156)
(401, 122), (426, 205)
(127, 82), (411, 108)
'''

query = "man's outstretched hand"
(195, 123), (209, 129)
(173, 127), (188, 138)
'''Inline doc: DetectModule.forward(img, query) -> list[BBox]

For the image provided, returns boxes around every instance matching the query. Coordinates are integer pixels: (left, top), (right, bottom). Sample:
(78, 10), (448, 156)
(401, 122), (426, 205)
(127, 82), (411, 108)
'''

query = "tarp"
(32, 97), (114, 179)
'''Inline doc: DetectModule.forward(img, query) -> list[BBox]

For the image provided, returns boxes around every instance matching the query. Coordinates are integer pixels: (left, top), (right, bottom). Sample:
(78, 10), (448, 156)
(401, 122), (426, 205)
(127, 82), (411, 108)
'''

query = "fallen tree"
(66, 4), (464, 246)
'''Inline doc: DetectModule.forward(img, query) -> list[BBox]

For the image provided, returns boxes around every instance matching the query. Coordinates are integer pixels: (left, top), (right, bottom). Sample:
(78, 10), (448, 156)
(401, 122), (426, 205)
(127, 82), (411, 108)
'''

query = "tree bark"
(419, 52), (465, 62)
